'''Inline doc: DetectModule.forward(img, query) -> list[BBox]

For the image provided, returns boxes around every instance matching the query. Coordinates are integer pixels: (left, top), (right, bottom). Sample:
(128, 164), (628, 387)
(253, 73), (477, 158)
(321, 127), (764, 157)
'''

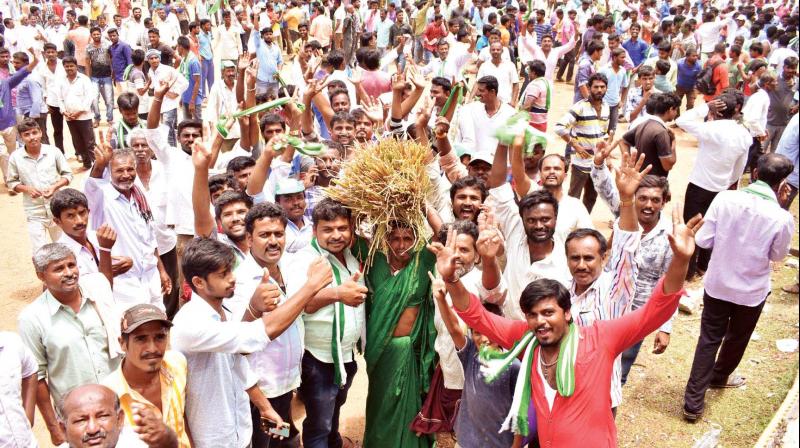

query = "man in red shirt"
(427, 152), (703, 447)
(703, 43), (730, 102)
(422, 14), (447, 64)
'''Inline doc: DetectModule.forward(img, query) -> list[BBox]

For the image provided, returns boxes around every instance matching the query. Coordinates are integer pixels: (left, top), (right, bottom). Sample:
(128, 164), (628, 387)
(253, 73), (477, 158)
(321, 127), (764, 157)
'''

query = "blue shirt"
(622, 38), (649, 66)
(199, 31), (213, 60)
(600, 65), (630, 106)
(0, 69), (30, 130)
(252, 37), (283, 84)
(15, 77), (44, 118)
(109, 41), (133, 82)
(180, 56), (203, 105)
(573, 56), (596, 103)
(533, 23), (553, 45)
(776, 114), (799, 189)
(676, 57), (702, 89)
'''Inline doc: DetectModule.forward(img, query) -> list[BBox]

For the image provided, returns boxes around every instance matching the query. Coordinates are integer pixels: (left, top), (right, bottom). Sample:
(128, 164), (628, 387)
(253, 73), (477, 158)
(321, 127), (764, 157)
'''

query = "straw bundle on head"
(324, 138), (434, 266)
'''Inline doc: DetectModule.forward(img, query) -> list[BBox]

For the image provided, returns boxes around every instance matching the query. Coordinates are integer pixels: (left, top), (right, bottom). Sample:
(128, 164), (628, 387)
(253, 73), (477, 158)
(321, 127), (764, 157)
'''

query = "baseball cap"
(120, 304), (172, 335)
(275, 178), (305, 196)
(468, 152), (493, 166)
(221, 60), (237, 69)
(735, 14), (746, 21)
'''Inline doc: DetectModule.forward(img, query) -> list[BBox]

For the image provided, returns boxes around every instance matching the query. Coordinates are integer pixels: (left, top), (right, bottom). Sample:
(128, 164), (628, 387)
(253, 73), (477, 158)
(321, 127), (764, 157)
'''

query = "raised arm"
(509, 133), (532, 198)
(486, 142), (509, 189)
(429, 271), (467, 350)
(191, 139), (215, 238)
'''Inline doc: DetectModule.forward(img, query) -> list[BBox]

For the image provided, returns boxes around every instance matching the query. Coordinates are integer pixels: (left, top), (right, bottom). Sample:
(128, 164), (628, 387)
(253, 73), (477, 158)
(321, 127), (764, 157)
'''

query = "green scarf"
(116, 119), (145, 149)
(438, 83), (464, 117)
(122, 64), (134, 82)
(742, 180), (778, 203)
(479, 322), (580, 436)
(536, 77), (551, 111)
(310, 237), (349, 387)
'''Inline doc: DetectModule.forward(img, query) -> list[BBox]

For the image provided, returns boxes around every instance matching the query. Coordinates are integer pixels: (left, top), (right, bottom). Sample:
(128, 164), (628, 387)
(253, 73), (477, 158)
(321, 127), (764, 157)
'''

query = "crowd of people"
(0, 0), (798, 446)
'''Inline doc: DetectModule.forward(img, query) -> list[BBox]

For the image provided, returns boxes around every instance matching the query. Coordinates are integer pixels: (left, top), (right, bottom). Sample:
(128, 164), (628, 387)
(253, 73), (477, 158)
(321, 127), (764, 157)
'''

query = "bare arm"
(486, 142), (509, 189)
(37, 380), (64, 445)
(191, 140), (215, 237)
(430, 273), (467, 350)
(509, 135), (532, 198)
(246, 137), (278, 196)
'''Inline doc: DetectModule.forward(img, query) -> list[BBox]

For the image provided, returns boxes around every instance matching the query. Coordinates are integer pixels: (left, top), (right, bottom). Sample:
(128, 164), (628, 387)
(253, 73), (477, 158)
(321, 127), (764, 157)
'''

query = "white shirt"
(58, 231), (101, 277)
(213, 24), (244, 61)
(490, 184), (572, 320)
(137, 160), (178, 255)
(476, 59), (520, 105)
(144, 126), (196, 236)
(326, 70), (358, 110)
(285, 217), (313, 254)
(205, 81), (240, 140)
(37, 60), (66, 108)
(457, 101), (516, 157)
(742, 88), (771, 137)
(156, 13), (181, 46)
(149, 64), (188, 113)
(171, 294), (270, 448)
(769, 47), (798, 72)
(696, 18), (730, 53)
(478, 46), (512, 63)
(59, 73), (95, 120)
(0, 332), (37, 448)
(231, 254), (304, 398)
(285, 244), (365, 364)
(121, 18), (147, 48)
(676, 102), (752, 192)
(45, 24), (69, 52)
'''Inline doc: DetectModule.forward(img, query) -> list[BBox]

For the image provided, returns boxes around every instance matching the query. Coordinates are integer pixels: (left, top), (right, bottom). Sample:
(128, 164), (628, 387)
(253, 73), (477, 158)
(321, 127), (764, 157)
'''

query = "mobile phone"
(261, 418), (290, 438)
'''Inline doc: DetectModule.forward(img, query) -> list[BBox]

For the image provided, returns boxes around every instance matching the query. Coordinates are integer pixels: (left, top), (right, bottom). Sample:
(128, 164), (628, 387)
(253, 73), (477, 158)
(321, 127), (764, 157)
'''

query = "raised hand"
(191, 138), (212, 169)
(593, 140), (614, 166)
(348, 67), (363, 85)
(306, 256), (333, 291)
(476, 213), (505, 259)
(96, 224), (117, 250)
(613, 149), (652, 200)
(391, 70), (407, 92)
(433, 116), (450, 139)
(428, 271), (446, 302)
(667, 202), (704, 261)
(237, 53), (250, 71)
(426, 227), (459, 282)
(360, 96), (384, 123)
(407, 63), (426, 89)
(250, 269), (282, 315)
(93, 129), (113, 169)
(337, 271), (368, 307)
(154, 75), (175, 98)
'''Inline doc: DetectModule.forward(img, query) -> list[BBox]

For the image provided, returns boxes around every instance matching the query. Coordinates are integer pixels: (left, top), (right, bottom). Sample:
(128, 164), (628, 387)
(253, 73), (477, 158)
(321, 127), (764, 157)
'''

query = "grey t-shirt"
(455, 338), (520, 448)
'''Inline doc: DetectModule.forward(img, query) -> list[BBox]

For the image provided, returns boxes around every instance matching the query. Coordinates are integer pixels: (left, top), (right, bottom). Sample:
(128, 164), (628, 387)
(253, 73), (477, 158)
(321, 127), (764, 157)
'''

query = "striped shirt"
(554, 99), (610, 171)
(569, 222), (640, 408)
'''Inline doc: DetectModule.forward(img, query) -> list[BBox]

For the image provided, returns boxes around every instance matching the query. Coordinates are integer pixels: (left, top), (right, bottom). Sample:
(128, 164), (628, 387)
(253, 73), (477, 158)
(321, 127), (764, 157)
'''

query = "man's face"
(475, 83), (492, 104)
(451, 232), (478, 278)
(524, 149), (544, 174)
(354, 115), (373, 142)
(0, 52), (9, 67)
(178, 126), (202, 154)
(639, 73), (654, 91)
(615, 51), (628, 66)
(688, 52), (699, 64)
(195, 264), (236, 299)
(61, 390), (124, 448)
(316, 148), (341, 179)
(467, 160), (491, 183)
(537, 11), (545, 22)
(396, 11), (404, 23)
(114, 16), (122, 27)
(490, 43), (503, 61)
(449, 22), (459, 34)
(314, 216), (352, 254)
(524, 297), (571, 347)
(108, 30), (119, 44)
(784, 64), (798, 81)
(109, 156), (137, 192)
(332, 121), (355, 146)
(133, 8), (142, 20)
(232, 167), (253, 191)
(540, 156), (566, 188)
(488, 34), (500, 45)
(331, 93), (350, 113)
(12, 57), (25, 71)
(37, 255), (80, 295)
(248, 217), (286, 266)
(276, 192), (307, 223)
(202, 21), (212, 32)
(387, 227), (415, 265)
(262, 123), (285, 142)
(630, 26), (640, 39)
(299, 25), (308, 38)
(635, 186), (664, 227)
(219, 201), (250, 242)
(55, 206), (90, 240)
(223, 66), (236, 84)
(430, 84), (448, 107)
(131, 138), (152, 164)
(121, 322), (169, 374)
(380, 9), (387, 20)
(541, 36), (553, 51)
(148, 32), (159, 47)
(121, 107), (139, 126)
(19, 127), (43, 147)
(157, 9), (166, 20)
(64, 62), (77, 77)
(263, 30), (274, 44)
(566, 236), (604, 290)
(98, 15), (106, 27)
(437, 43), (449, 60)
(522, 203), (556, 243)
(452, 186), (483, 221)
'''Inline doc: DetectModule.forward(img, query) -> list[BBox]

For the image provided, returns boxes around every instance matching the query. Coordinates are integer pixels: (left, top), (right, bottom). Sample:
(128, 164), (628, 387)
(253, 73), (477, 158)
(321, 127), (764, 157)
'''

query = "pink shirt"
(361, 70), (392, 98)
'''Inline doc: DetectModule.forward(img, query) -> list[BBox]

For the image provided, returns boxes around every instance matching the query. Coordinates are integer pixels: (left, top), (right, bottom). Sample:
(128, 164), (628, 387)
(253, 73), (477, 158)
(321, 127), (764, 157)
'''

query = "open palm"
(614, 149), (652, 199)
(667, 203), (704, 260)
(427, 227), (459, 281)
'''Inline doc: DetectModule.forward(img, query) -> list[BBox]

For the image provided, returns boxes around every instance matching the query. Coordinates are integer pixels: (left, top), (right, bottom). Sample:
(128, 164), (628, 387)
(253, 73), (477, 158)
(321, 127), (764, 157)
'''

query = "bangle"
(248, 303), (260, 318)
(247, 87), (256, 92)
(98, 246), (112, 253)
(620, 198), (634, 207)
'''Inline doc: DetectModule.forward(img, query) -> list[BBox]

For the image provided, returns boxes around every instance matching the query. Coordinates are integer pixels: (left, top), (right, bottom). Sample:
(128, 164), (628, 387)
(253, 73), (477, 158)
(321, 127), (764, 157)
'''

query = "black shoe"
(683, 407), (703, 423)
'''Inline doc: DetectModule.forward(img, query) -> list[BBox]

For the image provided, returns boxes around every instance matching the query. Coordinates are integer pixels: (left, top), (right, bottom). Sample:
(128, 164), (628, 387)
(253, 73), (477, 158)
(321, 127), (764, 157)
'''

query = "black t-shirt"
(622, 118), (673, 177)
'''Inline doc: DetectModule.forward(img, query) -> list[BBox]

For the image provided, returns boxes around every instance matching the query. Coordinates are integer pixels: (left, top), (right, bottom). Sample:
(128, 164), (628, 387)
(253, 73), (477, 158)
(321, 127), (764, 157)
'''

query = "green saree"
(358, 244), (437, 448)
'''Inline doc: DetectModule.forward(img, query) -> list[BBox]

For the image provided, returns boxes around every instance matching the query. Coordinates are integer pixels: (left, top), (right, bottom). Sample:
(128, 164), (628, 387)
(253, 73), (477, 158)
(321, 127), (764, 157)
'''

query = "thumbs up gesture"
(249, 269), (282, 315)
(337, 270), (368, 307)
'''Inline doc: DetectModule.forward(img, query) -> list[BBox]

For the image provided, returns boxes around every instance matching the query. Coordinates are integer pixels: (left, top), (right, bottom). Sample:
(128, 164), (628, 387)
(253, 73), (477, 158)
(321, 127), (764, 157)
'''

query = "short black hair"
(527, 60), (546, 78)
(181, 238), (236, 293)
(226, 156), (256, 174)
(245, 202), (288, 234)
(50, 188), (89, 218)
(177, 35), (191, 50)
(117, 92), (139, 111)
(565, 228), (608, 257)
(437, 219), (479, 244)
(587, 72), (608, 87)
(431, 76), (452, 93)
(449, 176), (488, 202)
(260, 113), (286, 135)
(16, 117), (41, 134)
(131, 48), (145, 65)
(755, 153), (795, 188)
(519, 278), (572, 315)
(327, 50), (345, 69)
(177, 119), (203, 136)
(312, 198), (351, 227)
(476, 75), (499, 94)
(214, 191), (253, 220)
(208, 173), (238, 196)
(330, 111), (355, 128)
(637, 175), (671, 201)
(518, 189), (558, 218)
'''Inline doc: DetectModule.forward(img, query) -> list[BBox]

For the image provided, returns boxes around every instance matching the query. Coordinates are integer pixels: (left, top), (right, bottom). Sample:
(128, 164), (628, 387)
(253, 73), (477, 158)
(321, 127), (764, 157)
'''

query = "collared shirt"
(0, 332), (37, 448)
(37, 61), (66, 108)
(58, 231), (101, 277)
(6, 145), (73, 221)
(490, 183), (572, 320)
(15, 75), (45, 118)
(742, 88), (770, 137)
(198, 30), (213, 59)
(213, 24), (243, 61)
(285, 216), (313, 254)
(624, 86), (662, 122)
(554, 99), (610, 171)
(59, 73), (95, 120)
(286, 244), (366, 364)
(102, 351), (191, 448)
(476, 59), (520, 105)
(230, 254), (304, 397)
(205, 81), (240, 140)
(84, 175), (159, 275)
(144, 126), (196, 235)
(149, 64), (186, 112)
(697, 188), (795, 307)
(776, 114), (799, 189)
(109, 41), (133, 82)
(171, 294), (270, 448)
(17, 275), (122, 414)
(569, 222), (640, 408)
(675, 102), (752, 192)
(136, 160), (178, 255)
(456, 101), (516, 157)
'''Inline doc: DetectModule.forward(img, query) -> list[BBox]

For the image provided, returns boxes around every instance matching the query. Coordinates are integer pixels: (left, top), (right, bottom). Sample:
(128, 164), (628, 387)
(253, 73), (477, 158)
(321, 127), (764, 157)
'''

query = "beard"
(525, 226), (555, 243)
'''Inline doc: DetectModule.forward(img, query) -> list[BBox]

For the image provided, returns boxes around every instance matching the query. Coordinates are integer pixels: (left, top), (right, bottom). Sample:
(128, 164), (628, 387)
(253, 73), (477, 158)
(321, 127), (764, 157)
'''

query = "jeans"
(766, 124), (786, 153)
(161, 108), (178, 147)
(201, 58), (215, 97)
(48, 106), (65, 152)
(683, 292), (766, 413)
(298, 352), (358, 448)
(620, 339), (644, 385)
(675, 86), (697, 115)
(182, 102), (202, 121)
(423, 48), (435, 64)
(251, 391), (300, 448)
(567, 166), (598, 212)
(91, 76), (114, 122)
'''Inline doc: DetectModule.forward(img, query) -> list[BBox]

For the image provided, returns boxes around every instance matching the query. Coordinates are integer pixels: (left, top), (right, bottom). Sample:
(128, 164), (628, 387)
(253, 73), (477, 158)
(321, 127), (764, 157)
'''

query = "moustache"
(83, 431), (107, 443)
(141, 352), (164, 360)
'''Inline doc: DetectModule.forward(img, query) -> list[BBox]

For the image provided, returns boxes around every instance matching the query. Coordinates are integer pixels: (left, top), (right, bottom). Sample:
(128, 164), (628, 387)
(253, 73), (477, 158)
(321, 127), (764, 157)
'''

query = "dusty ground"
(0, 80), (796, 447)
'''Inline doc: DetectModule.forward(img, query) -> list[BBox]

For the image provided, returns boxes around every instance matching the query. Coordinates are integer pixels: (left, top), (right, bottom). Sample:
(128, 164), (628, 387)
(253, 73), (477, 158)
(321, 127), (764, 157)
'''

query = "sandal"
(710, 374), (746, 389)
(782, 283), (799, 294)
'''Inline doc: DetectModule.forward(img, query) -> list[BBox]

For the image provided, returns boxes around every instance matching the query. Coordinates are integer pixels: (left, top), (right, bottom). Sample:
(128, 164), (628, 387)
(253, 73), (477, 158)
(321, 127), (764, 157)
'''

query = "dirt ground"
(0, 80), (795, 447)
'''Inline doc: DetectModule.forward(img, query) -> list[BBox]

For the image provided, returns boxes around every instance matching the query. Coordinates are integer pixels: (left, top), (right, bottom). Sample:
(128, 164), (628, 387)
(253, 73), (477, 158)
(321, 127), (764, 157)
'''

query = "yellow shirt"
(102, 350), (191, 448)
(499, 26), (511, 47)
